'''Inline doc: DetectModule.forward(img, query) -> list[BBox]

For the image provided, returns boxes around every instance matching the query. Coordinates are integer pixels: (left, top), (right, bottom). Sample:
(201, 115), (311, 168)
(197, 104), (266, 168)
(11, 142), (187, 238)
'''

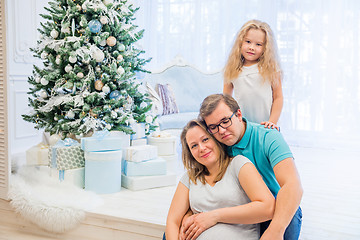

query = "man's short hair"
(199, 94), (240, 120)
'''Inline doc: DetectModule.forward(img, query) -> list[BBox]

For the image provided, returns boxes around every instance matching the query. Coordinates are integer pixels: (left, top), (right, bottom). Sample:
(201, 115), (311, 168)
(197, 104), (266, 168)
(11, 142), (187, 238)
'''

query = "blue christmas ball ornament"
(109, 90), (121, 100)
(88, 20), (102, 33)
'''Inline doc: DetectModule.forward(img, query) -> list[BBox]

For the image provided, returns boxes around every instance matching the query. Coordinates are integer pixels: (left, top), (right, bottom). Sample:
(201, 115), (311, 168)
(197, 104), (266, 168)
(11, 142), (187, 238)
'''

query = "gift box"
(123, 145), (158, 162)
(26, 143), (50, 166)
(121, 173), (177, 191)
(49, 139), (85, 170)
(51, 167), (85, 189)
(81, 131), (124, 152)
(161, 154), (179, 173)
(122, 157), (166, 176)
(84, 150), (122, 194)
(130, 123), (146, 140)
(130, 138), (147, 146)
(147, 132), (177, 156)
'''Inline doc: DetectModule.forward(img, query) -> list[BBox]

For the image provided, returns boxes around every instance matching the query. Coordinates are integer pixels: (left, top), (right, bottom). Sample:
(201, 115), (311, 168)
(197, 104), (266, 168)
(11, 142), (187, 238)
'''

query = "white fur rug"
(8, 166), (103, 233)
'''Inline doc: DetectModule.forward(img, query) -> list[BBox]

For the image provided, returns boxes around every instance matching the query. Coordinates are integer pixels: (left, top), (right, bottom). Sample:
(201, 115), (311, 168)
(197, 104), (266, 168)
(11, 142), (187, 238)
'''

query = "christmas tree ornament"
(50, 29), (59, 39)
(63, 81), (74, 90)
(41, 51), (48, 59)
(103, 0), (114, 6)
(145, 115), (153, 124)
(102, 85), (111, 94)
(118, 43), (125, 51)
(88, 19), (102, 33)
(55, 57), (61, 65)
(109, 90), (121, 100)
(95, 65), (101, 72)
(117, 54), (123, 62)
(94, 80), (104, 91)
(54, 116), (58, 121)
(76, 4), (82, 11)
(111, 110), (117, 119)
(116, 66), (125, 75)
(69, 55), (77, 63)
(61, 26), (70, 34)
(35, 77), (41, 83)
(106, 36), (117, 46)
(40, 78), (49, 86)
(66, 110), (75, 119)
(100, 40), (107, 46)
(77, 72), (84, 78)
(39, 90), (48, 99)
(93, 50), (105, 62)
(49, 134), (61, 146)
(100, 16), (108, 25)
(140, 102), (147, 108)
(65, 64), (73, 73)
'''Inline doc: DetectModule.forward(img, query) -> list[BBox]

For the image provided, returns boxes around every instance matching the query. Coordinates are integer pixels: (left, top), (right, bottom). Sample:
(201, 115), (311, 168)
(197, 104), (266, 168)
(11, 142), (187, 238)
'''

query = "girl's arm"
(184, 162), (275, 240)
(165, 182), (190, 240)
(262, 74), (283, 130)
(223, 82), (234, 96)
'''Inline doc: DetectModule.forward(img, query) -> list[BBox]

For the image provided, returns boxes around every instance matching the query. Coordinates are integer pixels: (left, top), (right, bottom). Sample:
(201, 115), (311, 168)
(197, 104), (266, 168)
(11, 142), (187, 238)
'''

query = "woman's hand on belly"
(183, 212), (218, 240)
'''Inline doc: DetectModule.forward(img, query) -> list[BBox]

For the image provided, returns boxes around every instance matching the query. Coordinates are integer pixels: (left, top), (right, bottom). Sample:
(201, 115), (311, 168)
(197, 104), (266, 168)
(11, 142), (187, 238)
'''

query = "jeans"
(260, 206), (302, 240)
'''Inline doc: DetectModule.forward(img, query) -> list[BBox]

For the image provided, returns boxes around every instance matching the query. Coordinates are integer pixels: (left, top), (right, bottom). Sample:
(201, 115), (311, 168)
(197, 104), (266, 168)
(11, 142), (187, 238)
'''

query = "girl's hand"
(183, 212), (217, 240)
(261, 121), (280, 131)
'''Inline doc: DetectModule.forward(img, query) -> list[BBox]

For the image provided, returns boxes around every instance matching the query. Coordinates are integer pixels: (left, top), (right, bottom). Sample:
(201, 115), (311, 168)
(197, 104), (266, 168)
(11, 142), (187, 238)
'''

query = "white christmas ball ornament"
(65, 64), (73, 73)
(103, 0), (114, 5)
(41, 52), (48, 59)
(39, 90), (48, 99)
(50, 29), (59, 39)
(49, 134), (61, 146)
(93, 50), (105, 62)
(35, 77), (41, 83)
(40, 78), (49, 85)
(55, 57), (61, 65)
(145, 115), (153, 124)
(117, 54), (123, 62)
(77, 72), (84, 78)
(102, 85), (110, 94)
(95, 66), (101, 72)
(116, 66), (125, 75)
(69, 55), (77, 63)
(100, 40), (107, 46)
(100, 16), (108, 25)
(66, 110), (75, 119)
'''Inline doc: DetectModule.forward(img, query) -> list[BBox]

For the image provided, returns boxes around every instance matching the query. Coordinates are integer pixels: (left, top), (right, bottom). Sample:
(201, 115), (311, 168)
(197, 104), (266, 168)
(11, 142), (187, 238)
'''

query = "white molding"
(150, 55), (223, 75)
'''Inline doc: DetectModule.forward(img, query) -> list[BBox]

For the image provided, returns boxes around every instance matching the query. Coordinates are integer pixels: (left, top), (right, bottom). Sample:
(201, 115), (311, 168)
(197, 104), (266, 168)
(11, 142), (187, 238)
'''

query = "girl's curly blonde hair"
(224, 19), (282, 86)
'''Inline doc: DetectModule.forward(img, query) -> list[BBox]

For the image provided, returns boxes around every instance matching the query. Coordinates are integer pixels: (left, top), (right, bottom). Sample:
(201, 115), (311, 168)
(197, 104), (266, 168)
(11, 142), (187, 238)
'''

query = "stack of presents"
(25, 124), (178, 194)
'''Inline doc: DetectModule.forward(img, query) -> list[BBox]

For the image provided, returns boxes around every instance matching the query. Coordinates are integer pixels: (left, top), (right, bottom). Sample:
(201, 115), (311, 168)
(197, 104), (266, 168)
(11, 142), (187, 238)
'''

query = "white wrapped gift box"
(51, 167), (85, 189)
(147, 134), (177, 156)
(130, 138), (147, 146)
(161, 154), (178, 173)
(85, 150), (122, 194)
(121, 173), (176, 191)
(130, 123), (146, 140)
(26, 143), (49, 166)
(122, 157), (166, 176)
(123, 145), (158, 162)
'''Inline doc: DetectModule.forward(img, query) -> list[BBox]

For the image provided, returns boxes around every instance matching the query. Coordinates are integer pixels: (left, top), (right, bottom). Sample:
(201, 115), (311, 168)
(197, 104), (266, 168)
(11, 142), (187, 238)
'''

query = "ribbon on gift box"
(59, 170), (65, 181)
(92, 129), (110, 141)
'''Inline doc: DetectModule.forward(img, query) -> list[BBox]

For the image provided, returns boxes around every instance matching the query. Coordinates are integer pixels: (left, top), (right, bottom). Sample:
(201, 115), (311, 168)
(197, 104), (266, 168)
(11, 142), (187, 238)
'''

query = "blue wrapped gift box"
(81, 134), (123, 152)
(122, 157), (166, 176)
(84, 150), (122, 194)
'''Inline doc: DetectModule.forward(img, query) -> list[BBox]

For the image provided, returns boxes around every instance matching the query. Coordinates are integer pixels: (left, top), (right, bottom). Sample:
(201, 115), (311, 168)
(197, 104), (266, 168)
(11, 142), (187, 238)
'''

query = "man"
(197, 93), (303, 240)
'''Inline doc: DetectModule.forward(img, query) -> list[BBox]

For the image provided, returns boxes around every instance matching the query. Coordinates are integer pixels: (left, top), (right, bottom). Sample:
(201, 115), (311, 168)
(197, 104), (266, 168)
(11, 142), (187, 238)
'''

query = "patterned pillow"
(146, 82), (163, 115)
(156, 83), (179, 115)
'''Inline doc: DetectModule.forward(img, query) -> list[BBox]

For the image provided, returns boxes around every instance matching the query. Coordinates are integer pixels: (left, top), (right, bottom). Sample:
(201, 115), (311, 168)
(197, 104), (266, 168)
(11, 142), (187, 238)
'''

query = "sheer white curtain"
(134, 0), (360, 150)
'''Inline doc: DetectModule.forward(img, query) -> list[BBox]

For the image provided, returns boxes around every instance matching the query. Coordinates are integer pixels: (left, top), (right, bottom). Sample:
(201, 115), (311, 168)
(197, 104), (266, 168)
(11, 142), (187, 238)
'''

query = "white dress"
(180, 155), (260, 240)
(231, 64), (272, 123)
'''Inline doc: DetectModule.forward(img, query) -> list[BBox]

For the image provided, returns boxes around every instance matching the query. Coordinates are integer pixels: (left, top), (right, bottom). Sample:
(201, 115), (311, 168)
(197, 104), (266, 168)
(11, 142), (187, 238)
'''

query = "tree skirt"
(8, 166), (103, 233)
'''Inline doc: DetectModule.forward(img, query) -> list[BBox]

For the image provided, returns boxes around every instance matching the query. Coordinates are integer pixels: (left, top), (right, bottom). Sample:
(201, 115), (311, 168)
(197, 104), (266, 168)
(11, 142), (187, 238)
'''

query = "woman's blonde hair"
(180, 119), (231, 185)
(224, 19), (282, 85)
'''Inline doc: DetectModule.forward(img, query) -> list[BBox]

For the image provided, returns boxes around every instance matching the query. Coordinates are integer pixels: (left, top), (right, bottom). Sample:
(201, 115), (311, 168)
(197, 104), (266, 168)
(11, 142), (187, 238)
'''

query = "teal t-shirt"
(227, 119), (293, 197)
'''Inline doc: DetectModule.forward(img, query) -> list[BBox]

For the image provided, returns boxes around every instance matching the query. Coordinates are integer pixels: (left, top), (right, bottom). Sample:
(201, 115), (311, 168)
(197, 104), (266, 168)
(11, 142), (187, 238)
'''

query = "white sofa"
(144, 56), (223, 130)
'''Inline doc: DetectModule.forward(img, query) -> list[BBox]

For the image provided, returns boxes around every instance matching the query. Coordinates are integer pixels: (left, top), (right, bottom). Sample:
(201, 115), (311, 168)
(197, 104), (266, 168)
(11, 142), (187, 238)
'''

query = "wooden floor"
(1, 145), (360, 239)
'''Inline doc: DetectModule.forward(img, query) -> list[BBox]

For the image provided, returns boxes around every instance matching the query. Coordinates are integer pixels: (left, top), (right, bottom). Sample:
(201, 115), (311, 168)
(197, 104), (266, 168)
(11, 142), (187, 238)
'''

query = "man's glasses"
(207, 112), (237, 134)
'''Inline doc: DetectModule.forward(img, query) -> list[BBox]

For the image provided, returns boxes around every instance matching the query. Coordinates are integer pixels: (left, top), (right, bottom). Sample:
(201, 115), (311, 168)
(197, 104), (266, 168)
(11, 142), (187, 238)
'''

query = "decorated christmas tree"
(22, 0), (156, 139)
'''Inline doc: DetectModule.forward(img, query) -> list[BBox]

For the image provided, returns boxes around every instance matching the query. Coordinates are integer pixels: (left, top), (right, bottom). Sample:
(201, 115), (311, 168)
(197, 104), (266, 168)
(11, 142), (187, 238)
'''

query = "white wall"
(7, 0), (48, 155)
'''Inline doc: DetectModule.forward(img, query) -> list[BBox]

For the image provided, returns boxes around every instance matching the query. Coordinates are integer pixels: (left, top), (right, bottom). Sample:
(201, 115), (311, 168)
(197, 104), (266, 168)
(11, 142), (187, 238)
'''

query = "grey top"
(180, 155), (260, 240)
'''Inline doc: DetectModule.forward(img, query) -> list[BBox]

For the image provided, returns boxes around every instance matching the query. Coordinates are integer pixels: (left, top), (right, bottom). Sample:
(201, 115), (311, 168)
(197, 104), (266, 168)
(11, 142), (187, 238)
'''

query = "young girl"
(223, 19), (283, 130)
(165, 119), (274, 240)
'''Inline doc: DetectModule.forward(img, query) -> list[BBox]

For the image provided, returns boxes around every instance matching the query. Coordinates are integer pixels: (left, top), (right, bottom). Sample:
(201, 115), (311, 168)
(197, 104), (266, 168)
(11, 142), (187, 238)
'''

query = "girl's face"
(241, 28), (265, 66)
(186, 126), (220, 171)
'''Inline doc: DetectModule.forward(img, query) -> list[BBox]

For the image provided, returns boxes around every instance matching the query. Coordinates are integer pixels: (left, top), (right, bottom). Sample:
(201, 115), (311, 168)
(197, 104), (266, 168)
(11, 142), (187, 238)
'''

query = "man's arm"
(260, 158), (303, 240)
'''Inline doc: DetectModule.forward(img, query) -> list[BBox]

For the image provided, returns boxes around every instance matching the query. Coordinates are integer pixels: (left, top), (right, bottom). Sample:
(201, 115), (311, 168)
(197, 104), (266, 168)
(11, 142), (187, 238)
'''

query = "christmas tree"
(22, 0), (156, 139)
